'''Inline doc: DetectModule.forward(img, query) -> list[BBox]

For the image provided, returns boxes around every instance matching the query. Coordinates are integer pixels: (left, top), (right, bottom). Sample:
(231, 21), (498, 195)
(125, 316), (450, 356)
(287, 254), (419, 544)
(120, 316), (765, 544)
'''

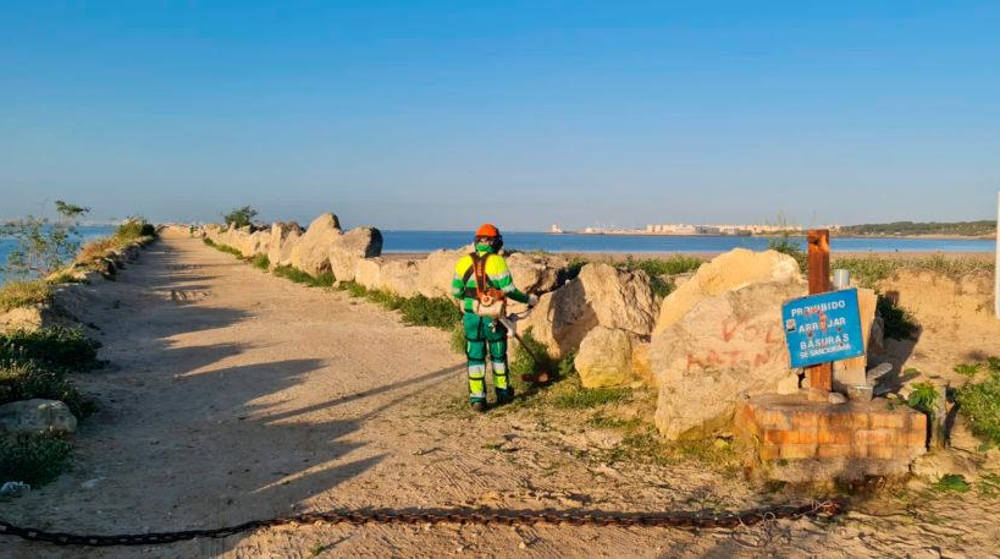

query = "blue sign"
(781, 288), (865, 368)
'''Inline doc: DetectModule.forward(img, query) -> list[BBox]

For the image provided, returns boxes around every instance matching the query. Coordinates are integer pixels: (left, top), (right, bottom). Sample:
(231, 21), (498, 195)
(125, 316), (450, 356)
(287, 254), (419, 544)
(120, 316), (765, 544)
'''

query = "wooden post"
(995, 192), (999, 319)
(807, 229), (832, 400)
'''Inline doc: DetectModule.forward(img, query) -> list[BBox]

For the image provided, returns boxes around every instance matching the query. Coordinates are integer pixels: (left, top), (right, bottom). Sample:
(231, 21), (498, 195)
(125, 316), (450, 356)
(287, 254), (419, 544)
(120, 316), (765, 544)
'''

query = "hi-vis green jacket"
(451, 249), (530, 313)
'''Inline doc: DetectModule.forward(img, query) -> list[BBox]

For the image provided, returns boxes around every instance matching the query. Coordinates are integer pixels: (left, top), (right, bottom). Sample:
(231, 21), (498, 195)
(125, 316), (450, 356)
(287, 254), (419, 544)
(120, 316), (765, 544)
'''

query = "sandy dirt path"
(3, 232), (999, 558)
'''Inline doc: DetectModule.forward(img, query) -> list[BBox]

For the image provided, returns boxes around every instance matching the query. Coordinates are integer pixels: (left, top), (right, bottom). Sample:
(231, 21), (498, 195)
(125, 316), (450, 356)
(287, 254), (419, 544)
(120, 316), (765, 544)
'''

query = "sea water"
(0, 225), (116, 284)
(379, 230), (995, 254)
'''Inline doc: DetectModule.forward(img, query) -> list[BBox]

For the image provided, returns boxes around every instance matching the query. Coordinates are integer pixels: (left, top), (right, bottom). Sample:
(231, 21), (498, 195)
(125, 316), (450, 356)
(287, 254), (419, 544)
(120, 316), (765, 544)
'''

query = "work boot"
(471, 401), (487, 413)
(495, 387), (515, 406)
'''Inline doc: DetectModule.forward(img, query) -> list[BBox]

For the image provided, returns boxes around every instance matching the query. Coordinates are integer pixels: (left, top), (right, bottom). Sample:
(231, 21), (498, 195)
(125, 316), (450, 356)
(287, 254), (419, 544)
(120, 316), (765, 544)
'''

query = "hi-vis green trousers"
(463, 313), (512, 404)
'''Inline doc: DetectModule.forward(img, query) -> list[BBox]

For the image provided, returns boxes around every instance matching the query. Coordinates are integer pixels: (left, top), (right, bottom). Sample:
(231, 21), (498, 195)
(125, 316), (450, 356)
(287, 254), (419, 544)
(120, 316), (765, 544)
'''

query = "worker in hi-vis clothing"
(451, 224), (538, 412)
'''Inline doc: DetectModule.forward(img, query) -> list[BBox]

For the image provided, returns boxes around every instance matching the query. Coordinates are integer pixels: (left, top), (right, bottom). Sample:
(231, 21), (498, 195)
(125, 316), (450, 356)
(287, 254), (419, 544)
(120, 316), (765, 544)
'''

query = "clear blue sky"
(1, 1), (998, 230)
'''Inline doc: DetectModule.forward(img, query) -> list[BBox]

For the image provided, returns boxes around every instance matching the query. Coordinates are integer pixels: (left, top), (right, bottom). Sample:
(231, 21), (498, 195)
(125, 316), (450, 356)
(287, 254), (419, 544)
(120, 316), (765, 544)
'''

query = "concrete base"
(736, 393), (927, 482)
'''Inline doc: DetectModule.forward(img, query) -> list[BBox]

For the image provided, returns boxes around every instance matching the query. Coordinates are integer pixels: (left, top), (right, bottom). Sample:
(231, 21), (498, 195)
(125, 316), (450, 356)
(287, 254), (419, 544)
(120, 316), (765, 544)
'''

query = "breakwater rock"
(649, 250), (805, 439)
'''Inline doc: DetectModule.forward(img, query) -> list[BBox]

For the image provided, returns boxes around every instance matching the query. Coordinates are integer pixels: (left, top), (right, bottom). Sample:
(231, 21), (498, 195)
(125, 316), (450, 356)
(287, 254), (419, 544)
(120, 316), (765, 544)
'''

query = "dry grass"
(0, 280), (51, 313)
(75, 237), (120, 265)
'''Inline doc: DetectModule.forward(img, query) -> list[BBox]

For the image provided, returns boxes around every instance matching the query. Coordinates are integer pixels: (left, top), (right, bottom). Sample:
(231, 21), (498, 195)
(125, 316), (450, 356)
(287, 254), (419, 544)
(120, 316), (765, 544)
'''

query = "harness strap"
(462, 252), (492, 299)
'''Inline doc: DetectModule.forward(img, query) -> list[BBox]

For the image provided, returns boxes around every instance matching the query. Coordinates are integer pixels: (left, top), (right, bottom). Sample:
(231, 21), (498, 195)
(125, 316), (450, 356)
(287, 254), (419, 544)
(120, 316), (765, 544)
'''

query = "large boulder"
(267, 221), (303, 267)
(354, 258), (384, 291)
(650, 280), (805, 439)
(288, 214), (343, 276)
(653, 248), (800, 336)
(328, 227), (383, 282)
(505, 253), (567, 295)
(574, 327), (640, 388)
(355, 257), (421, 297)
(0, 399), (77, 437)
(380, 260), (422, 297)
(416, 247), (470, 298)
(248, 228), (272, 258)
(522, 263), (658, 358)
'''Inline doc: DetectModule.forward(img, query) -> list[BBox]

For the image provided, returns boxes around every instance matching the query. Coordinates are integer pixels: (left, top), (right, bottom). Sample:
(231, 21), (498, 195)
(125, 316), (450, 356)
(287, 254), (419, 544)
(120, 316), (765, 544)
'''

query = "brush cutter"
(498, 308), (552, 386)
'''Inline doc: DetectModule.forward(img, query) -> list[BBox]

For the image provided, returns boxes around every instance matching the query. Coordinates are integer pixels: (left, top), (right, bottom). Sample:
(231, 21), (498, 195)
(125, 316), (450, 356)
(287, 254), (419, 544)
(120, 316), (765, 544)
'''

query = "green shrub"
(0, 434), (71, 486)
(956, 360), (1000, 445)
(877, 296), (919, 340)
(114, 217), (156, 242)
(0, 361), (94, 417)
(251, 254), (270, 270)
(272, 265), (335, 287)
(0, 280), (51, 312)
(221, 206), (258, 230)
(0, 328), (101, 372)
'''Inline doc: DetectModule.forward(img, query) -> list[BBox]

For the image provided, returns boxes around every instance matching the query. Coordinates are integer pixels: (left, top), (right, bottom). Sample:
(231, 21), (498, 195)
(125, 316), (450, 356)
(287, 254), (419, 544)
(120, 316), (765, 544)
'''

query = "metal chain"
(0, 501), (843, 547)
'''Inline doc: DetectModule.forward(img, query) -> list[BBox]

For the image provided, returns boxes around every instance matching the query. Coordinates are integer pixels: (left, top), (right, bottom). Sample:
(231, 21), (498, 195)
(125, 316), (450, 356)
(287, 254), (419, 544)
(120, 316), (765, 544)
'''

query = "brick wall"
(736, 394), (927, 480)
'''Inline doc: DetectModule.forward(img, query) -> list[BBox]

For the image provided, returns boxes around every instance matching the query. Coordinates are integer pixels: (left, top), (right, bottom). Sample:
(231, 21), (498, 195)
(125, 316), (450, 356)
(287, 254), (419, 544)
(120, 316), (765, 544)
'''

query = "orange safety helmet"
(475, 223), (500, 238)
(474, 223), (503, 251)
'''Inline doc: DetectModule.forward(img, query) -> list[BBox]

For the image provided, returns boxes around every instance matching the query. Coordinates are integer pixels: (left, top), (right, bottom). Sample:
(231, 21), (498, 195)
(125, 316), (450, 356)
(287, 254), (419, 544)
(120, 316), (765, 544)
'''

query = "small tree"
(222, 206), (258, 230)
(1, 200), (90, 279)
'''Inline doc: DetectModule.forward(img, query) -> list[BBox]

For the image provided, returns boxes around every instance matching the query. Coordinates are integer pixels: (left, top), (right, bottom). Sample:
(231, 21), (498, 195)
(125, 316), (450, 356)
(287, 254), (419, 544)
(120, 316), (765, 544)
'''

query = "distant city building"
(550, 224), (563, 234)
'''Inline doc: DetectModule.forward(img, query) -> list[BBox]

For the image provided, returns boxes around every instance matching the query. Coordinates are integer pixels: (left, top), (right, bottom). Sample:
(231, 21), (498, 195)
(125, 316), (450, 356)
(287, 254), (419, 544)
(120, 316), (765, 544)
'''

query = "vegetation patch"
(0, 280), (51, 313)
(907, 382), (939, 419)
(0, 328), (102, 372)
(338, 281), (459, 331)
(509, 328), (556, 380)
(834, 254), (994, 288)
(272, 265), (335, 287)
(0, 361), (94, 417)
(75, 217), (156, 267)
(0, 434), (71, 486)
(398, 295), (460, 330)
(202, 237), (245, 259)
(615, 255), (704, 298)
(617, 255), (703, 277)
(251, 254), (271, 270)
(933, 474), (971, 493)
(551, 384), (631, 409)
(955, 358), (1000, 446)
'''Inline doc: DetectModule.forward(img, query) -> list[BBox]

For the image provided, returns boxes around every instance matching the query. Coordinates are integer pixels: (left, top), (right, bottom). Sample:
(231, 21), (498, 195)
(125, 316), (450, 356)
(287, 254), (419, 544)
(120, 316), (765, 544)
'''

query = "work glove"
(527, 294), (539, 308)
